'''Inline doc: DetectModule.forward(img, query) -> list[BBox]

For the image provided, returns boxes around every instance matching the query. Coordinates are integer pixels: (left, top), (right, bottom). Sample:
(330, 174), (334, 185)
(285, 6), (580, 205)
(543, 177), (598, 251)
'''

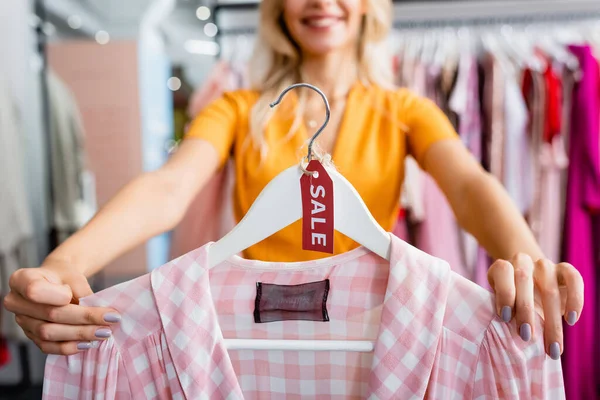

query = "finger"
(6, 293), (120, 325)
(556, 262), (584, 326)
(9, 269), (72, 306)
(488, 259), (516, 322)
(512, 253), (535, 343)
(534, 259), (563, 360)
(16, 315), (112, 343)
(24, 330), (87, 356)
(65, 273), (94, 300)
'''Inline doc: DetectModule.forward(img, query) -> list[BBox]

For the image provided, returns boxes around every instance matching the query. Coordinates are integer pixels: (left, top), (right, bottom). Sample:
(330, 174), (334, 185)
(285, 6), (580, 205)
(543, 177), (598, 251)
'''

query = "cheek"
(282, 1), (303, 37)
(282, 0), (303, 23)
(341, 0), (366, 33)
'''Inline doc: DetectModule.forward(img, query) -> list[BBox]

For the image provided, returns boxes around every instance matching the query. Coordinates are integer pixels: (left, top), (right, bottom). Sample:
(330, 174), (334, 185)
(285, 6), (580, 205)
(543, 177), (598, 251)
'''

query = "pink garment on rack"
(488, 56), (506, 181)
(537, 137), (568, 263)
(401, 61), (427, 224)
(526, 56), (568, 263)
(472, 55), (508, 289)
(170, 62), (239, 259)
(413, 65), (466, 279)
(43, 235), (564, 399)
(391, 209), (409, 242)
(169, 163), (235, 259)
(449, 54), (486, 284)
(414, 175), (466, 279)
(502, 69), (531, 215)
(562, 44), (600, 400)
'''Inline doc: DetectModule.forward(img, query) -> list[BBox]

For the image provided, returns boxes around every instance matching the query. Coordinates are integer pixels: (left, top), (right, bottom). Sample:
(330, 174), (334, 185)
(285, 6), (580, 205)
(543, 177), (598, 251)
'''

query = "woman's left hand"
(487, 253), (584, 360)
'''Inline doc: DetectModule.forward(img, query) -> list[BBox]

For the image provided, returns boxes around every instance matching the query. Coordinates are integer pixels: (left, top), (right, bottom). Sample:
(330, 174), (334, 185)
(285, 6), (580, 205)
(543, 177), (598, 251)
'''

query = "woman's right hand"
(3, 263), (121, 355)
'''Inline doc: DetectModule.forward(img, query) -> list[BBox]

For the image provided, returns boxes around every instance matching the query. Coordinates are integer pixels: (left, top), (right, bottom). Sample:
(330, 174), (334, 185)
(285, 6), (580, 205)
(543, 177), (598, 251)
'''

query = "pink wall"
(48, 40), (147, 279)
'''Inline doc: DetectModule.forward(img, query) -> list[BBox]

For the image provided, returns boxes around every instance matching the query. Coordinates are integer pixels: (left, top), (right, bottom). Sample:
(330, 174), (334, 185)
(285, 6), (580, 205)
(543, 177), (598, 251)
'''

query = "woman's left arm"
(423, 139), (584, 360)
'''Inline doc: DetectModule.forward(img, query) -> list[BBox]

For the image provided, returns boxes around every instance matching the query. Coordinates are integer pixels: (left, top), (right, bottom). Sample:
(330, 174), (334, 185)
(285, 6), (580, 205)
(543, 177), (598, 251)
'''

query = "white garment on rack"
(502, 68), (531, 214)
(47, 71), (93, 239)
(0, 77), (36, 341)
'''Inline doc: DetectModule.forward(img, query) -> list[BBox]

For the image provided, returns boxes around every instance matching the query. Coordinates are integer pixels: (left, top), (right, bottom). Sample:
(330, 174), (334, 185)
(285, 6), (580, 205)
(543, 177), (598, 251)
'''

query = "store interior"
(1, 0), (600, 398)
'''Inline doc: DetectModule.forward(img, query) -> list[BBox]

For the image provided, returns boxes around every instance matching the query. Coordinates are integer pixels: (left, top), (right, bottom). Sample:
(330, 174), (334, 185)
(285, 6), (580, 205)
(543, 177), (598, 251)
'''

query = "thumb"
(65, 274), (94, 301)
(13, 268), (73, 306)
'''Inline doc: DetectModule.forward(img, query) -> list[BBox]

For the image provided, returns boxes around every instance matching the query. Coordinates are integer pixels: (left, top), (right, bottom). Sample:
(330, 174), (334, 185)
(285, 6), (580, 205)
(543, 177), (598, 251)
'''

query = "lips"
(301, 16), (343, 29)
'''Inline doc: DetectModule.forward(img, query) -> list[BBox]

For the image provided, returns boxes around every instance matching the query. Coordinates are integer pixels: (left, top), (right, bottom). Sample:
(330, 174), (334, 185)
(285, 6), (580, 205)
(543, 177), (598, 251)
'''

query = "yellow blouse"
(185, 82), (459, 261)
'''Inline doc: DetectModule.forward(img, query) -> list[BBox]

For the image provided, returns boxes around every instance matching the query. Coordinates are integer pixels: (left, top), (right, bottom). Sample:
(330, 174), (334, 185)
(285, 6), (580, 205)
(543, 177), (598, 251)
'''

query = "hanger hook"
(270, 83), (330, 162)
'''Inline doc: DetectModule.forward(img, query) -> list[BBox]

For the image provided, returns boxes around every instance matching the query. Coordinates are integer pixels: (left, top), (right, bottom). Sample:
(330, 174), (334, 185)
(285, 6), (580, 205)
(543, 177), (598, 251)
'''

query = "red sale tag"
(300, 160), (334, 254)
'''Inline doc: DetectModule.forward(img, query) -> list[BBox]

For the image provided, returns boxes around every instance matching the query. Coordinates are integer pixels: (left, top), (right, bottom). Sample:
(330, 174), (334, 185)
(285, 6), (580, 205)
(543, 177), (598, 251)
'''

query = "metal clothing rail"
(394, 12), (600, 30)
(393, 0), (600, 29)
(214, 0), (600, 34)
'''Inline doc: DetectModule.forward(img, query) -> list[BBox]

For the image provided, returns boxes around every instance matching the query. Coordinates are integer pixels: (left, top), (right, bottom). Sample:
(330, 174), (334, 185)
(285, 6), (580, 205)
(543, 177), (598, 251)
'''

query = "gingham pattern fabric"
(43, 234), (564, 399)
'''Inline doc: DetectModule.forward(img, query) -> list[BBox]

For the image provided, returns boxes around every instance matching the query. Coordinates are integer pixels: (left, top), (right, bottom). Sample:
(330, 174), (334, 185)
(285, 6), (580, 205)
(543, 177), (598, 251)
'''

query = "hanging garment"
(469, 55), (506, 288)
(169, 162), (236, 259)
(411, 62), (466, 279)
(0, 336), (10, 368)
(391, 208), (410, 243)
(536, 137), (568, 263)
(449, 54), (486, 285)
(0, 78), (37, 342)
(557, 64), (577, 242)
(43, 235), (564, 399)
(479, 53), (507, 181)
(400, 61), (427, 224)
(532, 60), (568, 263)
(561, 44), (600, 400)
(170, 61), (240, 258)
(47, 71), (92, 243)
(502, 66), (531, 215)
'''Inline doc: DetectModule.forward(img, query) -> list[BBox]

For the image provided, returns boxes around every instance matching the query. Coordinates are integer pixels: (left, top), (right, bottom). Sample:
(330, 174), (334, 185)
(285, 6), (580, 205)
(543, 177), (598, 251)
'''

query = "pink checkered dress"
(43, 235), (564, 399)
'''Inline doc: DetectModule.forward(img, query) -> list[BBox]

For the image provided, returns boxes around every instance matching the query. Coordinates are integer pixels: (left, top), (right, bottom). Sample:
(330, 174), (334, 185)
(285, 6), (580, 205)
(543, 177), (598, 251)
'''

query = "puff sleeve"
(473, 318), (565, 399)
(43, 337), (130, 399)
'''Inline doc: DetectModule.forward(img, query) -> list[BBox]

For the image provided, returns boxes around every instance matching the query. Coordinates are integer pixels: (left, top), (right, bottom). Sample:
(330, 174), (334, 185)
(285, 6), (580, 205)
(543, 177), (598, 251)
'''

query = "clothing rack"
(212, 0), (600, 50)
(0, 0), (52, 397)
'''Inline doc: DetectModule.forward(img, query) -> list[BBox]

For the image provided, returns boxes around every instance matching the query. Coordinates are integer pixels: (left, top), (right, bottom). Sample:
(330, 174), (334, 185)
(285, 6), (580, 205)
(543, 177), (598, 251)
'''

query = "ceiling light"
(184, 40), (220, 56)
(29, 14), (41, 28)
(68, 15), (82, 29)
(204, 23), (218, 38)
(196, 6), (211, 21)
(95, 30), (110, 45)
(42, 22), (56, 36)
(167, 77), (182, 91)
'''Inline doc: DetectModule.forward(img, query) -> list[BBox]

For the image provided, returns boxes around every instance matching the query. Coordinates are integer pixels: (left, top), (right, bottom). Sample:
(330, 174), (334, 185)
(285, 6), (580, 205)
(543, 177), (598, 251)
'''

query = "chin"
(299, 40), (348, 56)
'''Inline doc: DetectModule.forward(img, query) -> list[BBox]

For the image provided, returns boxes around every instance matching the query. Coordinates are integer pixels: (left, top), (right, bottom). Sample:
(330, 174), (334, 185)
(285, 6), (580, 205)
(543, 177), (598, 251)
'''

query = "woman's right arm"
(3, 139), (220, 354)
(50, 139), (221, 277)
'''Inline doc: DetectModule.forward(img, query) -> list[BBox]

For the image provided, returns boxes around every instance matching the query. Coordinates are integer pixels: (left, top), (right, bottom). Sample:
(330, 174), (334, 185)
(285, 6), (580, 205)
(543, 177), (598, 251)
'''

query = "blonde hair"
(247, 0), (395, 157)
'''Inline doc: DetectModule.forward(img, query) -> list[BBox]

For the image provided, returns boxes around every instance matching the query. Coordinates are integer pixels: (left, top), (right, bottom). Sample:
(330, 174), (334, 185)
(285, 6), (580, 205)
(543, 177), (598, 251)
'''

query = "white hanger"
(538, 28), (580, 71)
(208, 84), (391, 353)
(433, 29), (448, 68)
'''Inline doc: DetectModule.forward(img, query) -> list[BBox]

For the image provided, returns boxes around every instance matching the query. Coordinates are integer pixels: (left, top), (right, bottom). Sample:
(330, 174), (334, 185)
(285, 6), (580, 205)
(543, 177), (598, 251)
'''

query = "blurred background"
(1, 0), (600, 398)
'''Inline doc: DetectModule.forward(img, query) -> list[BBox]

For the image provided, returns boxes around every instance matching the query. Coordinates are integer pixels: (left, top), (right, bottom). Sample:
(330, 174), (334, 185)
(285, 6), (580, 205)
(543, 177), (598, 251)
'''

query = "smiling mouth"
(301, 16), (344, 29)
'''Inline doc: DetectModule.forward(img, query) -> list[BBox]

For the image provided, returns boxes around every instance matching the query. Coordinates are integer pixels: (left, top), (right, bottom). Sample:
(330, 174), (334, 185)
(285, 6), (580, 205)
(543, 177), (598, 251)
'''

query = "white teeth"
(305, 18), (338, 28)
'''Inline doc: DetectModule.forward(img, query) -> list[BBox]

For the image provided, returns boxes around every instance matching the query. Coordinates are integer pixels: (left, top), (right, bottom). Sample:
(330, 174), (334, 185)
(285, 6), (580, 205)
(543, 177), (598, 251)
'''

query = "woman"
(4, 0), (583, 360)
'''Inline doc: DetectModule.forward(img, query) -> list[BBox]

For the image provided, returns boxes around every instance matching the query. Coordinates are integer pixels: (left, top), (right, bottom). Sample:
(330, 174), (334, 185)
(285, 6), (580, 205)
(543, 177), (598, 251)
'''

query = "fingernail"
(103, 313), (121, 323)
(520, 323), (531, 342)
(567, 311), (577, 326)
(501, 306), (512, 323)
(550, 342), (561, 360)
(95, 328), (112, 338)
(77, 342), (92, 350)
